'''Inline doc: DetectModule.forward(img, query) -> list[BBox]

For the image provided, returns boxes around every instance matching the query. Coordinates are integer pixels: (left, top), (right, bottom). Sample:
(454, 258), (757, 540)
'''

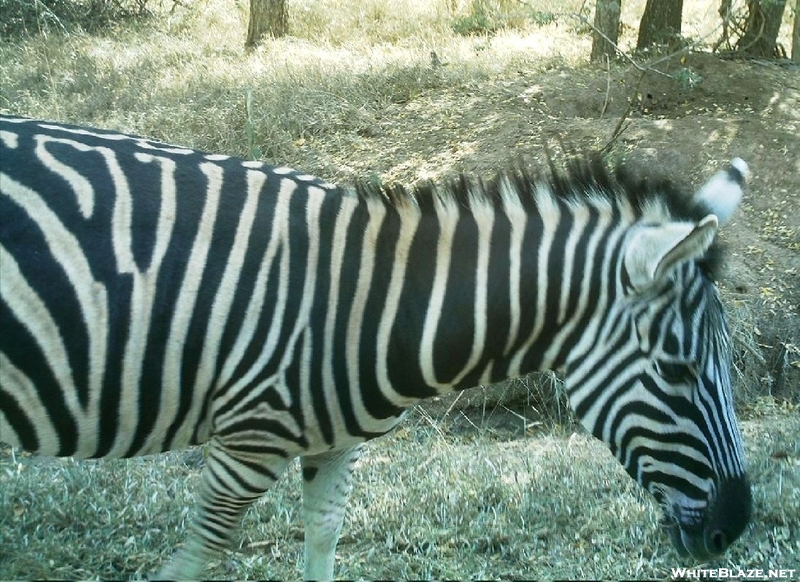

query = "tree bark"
(246, 0), (288, 47)
(636, 0), (684, 50)
(738, 0), (788, 57)
(591, 0), (622, 62)
(792, 0), (799, 61)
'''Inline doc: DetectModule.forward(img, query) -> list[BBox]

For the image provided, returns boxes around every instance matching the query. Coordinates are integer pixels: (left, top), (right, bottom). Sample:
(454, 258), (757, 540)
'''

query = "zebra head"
(565, 158), (751, 559)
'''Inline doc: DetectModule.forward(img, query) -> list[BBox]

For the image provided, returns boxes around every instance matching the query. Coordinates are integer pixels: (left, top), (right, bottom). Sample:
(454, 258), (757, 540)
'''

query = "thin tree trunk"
(792, 0), (799, 61)
(738, 0), (788, 57)
(636, 0), (684, 50)
(715, 0), (734, 51)
(591, 0), (622, 62)
(246, 0), (287, 48)
(719, 0), (733, 34)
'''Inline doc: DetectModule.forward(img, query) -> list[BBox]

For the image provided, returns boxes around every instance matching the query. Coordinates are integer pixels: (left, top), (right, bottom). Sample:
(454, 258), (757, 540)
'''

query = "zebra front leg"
(301, 445), (363, 581)
(156, 441), (291, 579)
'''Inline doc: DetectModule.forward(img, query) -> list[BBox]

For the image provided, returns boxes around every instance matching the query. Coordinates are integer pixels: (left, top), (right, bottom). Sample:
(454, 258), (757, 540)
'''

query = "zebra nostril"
(706, 476), (752, 555)
(708, 529), (728, 554)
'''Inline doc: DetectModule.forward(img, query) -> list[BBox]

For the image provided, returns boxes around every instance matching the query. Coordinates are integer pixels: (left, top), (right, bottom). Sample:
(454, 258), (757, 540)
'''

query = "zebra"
(0, 114), (751, 579)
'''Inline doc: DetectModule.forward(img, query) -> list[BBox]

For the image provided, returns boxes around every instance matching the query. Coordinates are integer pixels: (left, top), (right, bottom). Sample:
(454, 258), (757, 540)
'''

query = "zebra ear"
(694, 157), (748, 225)
(624, 215), (718, 289)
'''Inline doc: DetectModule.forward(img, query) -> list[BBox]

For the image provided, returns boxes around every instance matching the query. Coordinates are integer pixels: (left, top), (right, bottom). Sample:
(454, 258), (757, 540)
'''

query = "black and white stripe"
(0, 115), (750, 578)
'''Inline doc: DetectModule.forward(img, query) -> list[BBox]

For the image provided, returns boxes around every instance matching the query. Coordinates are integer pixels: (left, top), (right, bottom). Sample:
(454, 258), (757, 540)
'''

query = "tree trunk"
(792, 0), (799, 61)
(591, 0), (622, 62)
(738, 0), (788, 57)
(246, 0), (287, 47)
(715, 0), (734, 51)
(636, 0), (684, 50)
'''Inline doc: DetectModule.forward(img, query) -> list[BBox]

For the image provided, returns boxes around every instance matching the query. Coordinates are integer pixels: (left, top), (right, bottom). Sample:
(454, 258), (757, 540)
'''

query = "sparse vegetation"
(0, 0), (157, 38)
(0, 0), (798, 579)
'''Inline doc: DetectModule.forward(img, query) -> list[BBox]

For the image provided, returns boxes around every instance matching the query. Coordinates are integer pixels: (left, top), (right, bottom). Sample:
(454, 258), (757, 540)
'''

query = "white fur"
(695, 158), (748, 225)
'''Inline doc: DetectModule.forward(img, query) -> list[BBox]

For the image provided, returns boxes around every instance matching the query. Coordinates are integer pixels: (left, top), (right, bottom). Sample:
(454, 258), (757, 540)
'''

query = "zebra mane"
(350, 155), (725, 279)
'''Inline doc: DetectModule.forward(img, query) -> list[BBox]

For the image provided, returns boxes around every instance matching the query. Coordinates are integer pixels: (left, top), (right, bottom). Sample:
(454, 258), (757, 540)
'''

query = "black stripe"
(361, 203), (407, 420)
(386, 207), (438, 400)
(433, 208), (478, 383)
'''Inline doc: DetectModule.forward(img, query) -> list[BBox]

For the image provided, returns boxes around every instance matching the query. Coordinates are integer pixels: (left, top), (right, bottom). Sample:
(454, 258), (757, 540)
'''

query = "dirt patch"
(294, 51), (799, 406)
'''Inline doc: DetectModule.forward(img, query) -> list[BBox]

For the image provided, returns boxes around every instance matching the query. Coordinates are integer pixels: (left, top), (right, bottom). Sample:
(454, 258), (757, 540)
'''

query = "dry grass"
(725, 295), (800, 410)
(1, 0), (798, 579)
(0, 8), (583, 168)
(0, 0), (740, 165)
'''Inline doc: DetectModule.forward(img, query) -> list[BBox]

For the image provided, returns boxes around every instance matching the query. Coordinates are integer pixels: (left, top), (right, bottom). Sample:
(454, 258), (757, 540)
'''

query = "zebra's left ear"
(694, 157), (748, 225)
(624, 215), (718, 290)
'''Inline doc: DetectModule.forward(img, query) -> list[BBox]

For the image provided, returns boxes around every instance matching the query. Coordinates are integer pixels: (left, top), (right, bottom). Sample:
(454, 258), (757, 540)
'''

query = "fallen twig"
(601, 68), (647, 154)
(600, 53), (611, 119)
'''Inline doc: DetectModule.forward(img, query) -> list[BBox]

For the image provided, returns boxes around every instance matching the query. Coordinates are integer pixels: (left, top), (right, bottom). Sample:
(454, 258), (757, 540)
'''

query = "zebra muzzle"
(665, 475), (752, 559)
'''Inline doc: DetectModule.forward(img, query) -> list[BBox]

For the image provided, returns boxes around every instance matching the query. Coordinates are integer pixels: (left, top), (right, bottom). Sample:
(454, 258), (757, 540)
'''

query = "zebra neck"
(347, 187), (626, 401)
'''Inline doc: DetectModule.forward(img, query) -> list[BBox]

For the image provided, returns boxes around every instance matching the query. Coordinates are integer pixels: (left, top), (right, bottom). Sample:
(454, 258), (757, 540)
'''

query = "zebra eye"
(655, 360), (695, 384)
